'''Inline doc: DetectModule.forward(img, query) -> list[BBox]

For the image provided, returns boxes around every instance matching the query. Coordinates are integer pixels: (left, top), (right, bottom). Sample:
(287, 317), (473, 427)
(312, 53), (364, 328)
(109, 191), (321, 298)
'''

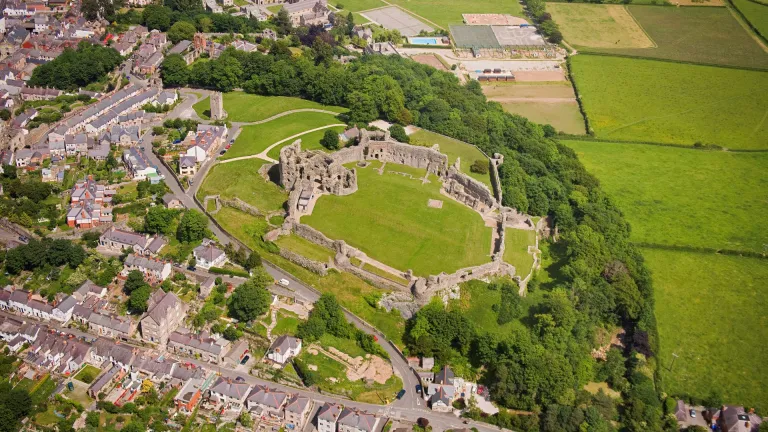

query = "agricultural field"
(197, 159), (287, 213)
(482, 82), (586, 134)
(570, 55), (768, 149)
(213, 207), (405, 345)
(503, 228), (537, 277)
(266, 125), (347, 160)
(222, 112), (344, 160)
(563, 140), (768, 252)
(385, 0), (524, 28)
(732, 0), (768, 39)
(303, 162), (493, 277)
(408, 129), (493, 188)
(547, 4), (654, 48)
(193, 92), (346, 122)
(587, 5), (768, 69)
(645, 248), (768, 407)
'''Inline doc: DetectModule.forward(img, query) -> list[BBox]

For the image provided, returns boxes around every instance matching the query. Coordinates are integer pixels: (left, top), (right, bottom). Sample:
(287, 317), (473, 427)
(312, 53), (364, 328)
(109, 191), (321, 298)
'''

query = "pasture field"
(563, 140), (768, 252)
(504, 228), (537, 276)
(570, 55), (768, 149)
(193, 92), (346, 122)
(303, 162), (493, 277)
(197, 159), (287, 212)
(409, 129), (493, 188)
(646, 248), (768, 407)
(547, 4), (654, 48)
(483, 82), (586, 134)
(385, 0), (524, 28)
(588, 6), (768, 69)
(275, 234), (336, 262)
(214, 207), (405, 345)
(223, 112), (344, 159)
(732, 0), (768, 39)
(266, 125), (347, 160)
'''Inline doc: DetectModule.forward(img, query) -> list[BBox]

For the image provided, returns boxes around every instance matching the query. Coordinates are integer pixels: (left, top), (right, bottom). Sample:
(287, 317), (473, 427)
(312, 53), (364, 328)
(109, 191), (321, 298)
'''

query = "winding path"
(220, 123), (347, 164)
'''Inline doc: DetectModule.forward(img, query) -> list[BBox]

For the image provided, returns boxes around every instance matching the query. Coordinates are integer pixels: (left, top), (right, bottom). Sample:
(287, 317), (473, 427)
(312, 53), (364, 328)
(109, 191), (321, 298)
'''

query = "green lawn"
(74, 365), (102, 384)
(267, 4), (282, 13)
(272, 310), (301, 336)
(409, 129), (494, 189)
(319, 333), (369, 358)
(361, 263), (410, 286)
(275, 234), (336, 262)
(386, 0), (524, 28)
(213, 207), (405, 346)
(303, 163), (493, 276)
(564, 140), (768, 253)
(586, 5), (768, 69)
(385, 163), (428, 179)
(222, 112), (344, 160)
(198, 159), (287, 213)
(503, 229), (536, 277)
(732, 0), (768, 39)
(193, 92), (346, 122)
(266, 126), (347, 160)
(334, 0), (387, 11)
(570, 55), (768, 149)
(646, 248), (768, 408)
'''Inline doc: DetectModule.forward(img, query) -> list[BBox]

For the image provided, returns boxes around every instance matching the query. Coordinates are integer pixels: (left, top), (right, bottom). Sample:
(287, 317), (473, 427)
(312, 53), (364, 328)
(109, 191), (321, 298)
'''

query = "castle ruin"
(210, 92), (226, 120)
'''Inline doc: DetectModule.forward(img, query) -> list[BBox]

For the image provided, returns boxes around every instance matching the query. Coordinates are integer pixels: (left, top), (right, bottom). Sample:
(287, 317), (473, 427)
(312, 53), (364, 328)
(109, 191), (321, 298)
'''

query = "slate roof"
(210, 377), (251, 400)
(338, 408), (378, 432)
(317, 402), (342, 422)
(194, 243), (224, 262)
(145, 291), (182, 326)
(247, 385), (288, 409)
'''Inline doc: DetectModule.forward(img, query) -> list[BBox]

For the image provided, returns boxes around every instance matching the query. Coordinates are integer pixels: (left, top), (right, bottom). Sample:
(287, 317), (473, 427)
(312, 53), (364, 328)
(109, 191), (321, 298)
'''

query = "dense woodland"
(167, 42), (662, 431)
(28, 42), (122, 91)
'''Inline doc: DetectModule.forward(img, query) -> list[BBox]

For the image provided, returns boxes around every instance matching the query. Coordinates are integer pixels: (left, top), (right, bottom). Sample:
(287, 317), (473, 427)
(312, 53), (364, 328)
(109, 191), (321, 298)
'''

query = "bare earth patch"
(428, 199), (443, 208)
(411, 54), (448, 71)
(512, 70), (566, 81)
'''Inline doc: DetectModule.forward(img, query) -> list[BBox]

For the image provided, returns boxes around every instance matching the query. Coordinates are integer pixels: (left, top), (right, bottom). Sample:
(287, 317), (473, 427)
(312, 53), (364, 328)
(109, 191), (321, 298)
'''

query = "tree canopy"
(176, 210), (209, 243)
(228, 270), (272, 322)
(28, 42), (122, 91)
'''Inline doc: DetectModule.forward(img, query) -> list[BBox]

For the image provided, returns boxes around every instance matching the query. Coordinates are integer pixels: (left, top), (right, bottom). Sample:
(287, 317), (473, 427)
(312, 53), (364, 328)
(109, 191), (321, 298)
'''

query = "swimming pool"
(409, 37), (441, 45)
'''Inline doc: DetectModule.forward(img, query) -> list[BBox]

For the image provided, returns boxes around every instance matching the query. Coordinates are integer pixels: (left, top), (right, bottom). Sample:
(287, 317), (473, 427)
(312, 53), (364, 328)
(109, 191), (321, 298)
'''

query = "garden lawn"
(193, 92), (346, 122)
(74, 364), (102, 384)
(732, 0), (768, 39)
(198, 159), (287, 213)
(409, 129), (493, 188)
(386, 0), (524, 28)
(319, 333), (369, 358)
(214, 207), (405, 346)
(272, 310), (300, 336)
(503, 228), (536, 277)
(563, 140), (768, 252)
(222, 112), (344, 160)
(646, 248), (768, 408)
(547, 4), (654, 48)
(303, 163), (493, 276)
(587, 5), (768, 69)
(570, 55), (768, 149)
(266, 126), (347, 160)
(275, 234), (335, 263)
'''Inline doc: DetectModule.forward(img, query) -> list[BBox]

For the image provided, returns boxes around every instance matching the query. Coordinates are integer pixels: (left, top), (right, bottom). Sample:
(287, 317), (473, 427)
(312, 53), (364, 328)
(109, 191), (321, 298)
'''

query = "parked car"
(219, 150), (226, 155)
(396, 389), (406, 399)
(690, 409), (696, 418)
(278, 278), (290, 286)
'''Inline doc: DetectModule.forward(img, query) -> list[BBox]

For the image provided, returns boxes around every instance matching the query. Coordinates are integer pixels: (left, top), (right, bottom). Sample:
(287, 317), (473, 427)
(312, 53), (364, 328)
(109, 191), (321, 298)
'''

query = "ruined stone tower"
(210, 92), (226, 120)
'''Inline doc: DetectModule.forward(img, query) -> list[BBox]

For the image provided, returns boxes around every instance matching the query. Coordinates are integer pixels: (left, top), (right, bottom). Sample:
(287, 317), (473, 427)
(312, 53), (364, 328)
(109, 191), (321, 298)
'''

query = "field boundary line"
(633, 242), (768, 259)
(573, 50), (768, 72)
(558, 134), (768, 152)
(564, 56), (592, 136)
(624, 5), (659, 48)
(725, 0), (768, 49)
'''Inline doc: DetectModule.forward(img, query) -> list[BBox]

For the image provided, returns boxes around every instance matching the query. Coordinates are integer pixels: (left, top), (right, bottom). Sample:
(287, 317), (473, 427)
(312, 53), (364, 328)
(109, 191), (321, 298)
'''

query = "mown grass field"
(504, 228), (536, 276)
(266, 126), (347, 160)
(214, 207), (405, 346)
(587, 5), (768, 69)
(645, 248), (768, 408)
(547, 4), (654, 48)
(385, 0), (524, 28)
(197, 159), (287, 213)
(732, 0), (768, 39)
(409, 129), (493, 188)
(334, 0), (387, 12)
(570, 55), (768, 149)
(193, 92), (346, 122)
(483, 82), (586, 134)
(303, 163), (493, 276)
(563, 140), (768, 252)
(223, 112), (344, 160)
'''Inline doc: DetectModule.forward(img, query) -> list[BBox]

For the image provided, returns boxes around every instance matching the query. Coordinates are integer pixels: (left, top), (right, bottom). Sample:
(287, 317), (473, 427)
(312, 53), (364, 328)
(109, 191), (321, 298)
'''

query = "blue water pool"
(409, 37), (440, 45)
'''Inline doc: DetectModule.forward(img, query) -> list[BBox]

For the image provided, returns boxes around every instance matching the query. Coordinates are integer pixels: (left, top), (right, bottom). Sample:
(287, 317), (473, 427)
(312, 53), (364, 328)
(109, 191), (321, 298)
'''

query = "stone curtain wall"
(278, 249), (329, 275)
(490, 153), (504, 204)
(444, 164), (497, 213)
(279, 140), (358, 196)
(220, 197), (262, 216)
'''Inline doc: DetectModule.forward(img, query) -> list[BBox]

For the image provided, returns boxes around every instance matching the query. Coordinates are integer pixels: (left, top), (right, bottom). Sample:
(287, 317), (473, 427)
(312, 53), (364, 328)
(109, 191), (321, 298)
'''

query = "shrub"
(470, 160), (488, 174)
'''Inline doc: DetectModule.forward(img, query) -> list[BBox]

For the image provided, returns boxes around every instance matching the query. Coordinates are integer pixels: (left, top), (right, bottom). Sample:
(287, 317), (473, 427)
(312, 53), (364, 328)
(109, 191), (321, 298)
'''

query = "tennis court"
(450, 25), (501, 48)
(363, 6), (433, 36)
(491, 26), (546, 46)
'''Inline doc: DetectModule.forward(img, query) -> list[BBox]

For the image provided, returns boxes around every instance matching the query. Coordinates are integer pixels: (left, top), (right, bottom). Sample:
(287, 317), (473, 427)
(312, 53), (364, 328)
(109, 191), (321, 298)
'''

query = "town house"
(140, 290), (187, 345)
(121, 254), (172, 283)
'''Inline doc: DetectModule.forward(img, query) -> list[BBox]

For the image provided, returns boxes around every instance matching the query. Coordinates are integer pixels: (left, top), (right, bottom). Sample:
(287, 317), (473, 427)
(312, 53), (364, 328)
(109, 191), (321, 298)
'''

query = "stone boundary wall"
(278, 249), (329, 275)
(341, 260), (410, 291)
(411, 258), (517, 303)
(293, 222), (337, 251)
(443, 164), (498, 212)
(221, 197), (262, 216)
(330, 145), (364, 165)
(490, 153), (504, 204)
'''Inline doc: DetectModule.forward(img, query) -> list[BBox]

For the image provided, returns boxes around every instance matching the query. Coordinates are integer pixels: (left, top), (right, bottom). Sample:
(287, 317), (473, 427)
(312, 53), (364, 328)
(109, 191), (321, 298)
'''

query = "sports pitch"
(302, 162), (493, 277)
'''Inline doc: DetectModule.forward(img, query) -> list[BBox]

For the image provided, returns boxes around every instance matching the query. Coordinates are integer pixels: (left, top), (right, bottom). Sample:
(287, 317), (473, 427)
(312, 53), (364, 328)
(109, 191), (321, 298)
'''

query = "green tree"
(160, 54), (189, 87)
(128, 286), (152, 313)
(142, 5), (171, 31)
(244, 251), (262, 271)
(0, 109), (10, 121)
(347, 91), (378, 123)
(124, 270), (148, 294)
(388, 124), (409, 143)
(176, 210), (209, 243)
(228, 277), (272, 322)
(239, 411), (253, 428)
(167, 21), (197, 44)
(144, 206), (176, 235)
(320, 129), (340, 150)
(274, 8), (292, 36)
